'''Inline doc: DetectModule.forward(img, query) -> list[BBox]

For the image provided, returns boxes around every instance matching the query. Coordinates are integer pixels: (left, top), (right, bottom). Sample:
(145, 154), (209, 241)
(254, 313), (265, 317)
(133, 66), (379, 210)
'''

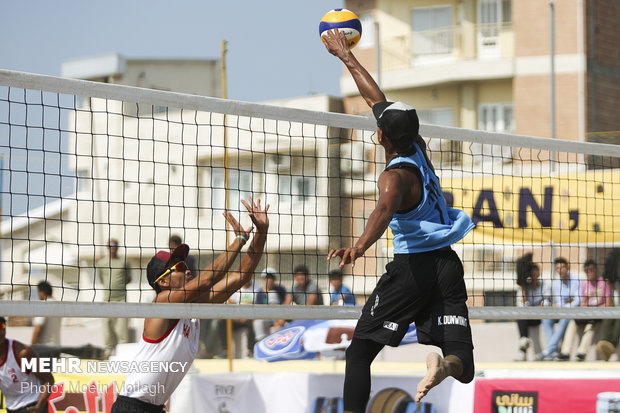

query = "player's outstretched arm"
(154, 210), (251, 304)
(322, 29), (386, 108)
(328, 171), (403, 268)
(198, 210), (254, 286)
(204, 198), (270, 303)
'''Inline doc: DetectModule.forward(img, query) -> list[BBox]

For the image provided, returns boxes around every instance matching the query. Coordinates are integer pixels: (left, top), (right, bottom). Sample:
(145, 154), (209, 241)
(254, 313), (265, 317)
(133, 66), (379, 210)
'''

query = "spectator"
(284, 265), (323, 306)
(95, 238), (131, 358)
(228, 278), (255, 358)
(559, 260), (612, 361)
(536, 257), (581, 361)
(515, 254), (545, 361)
(254, 268), (287, 341)
(329, 269), (356, 306)
(31, 281), (62, 346)
(0, 316), (55, 413)
(597, 249), (620, 361)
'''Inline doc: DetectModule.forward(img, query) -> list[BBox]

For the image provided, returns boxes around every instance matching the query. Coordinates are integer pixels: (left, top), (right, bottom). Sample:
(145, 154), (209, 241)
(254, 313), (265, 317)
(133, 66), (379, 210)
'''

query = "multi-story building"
(338, 0), (620, 302)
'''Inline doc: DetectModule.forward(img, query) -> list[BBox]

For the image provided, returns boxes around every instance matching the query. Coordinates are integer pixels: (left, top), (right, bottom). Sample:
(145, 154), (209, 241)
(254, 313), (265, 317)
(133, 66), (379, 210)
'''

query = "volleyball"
(319, 8), (362, 49)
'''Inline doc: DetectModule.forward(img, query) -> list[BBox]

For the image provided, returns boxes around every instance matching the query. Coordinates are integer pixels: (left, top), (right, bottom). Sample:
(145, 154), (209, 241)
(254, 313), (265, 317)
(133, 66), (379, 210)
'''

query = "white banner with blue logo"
(254, 319), (417, 362)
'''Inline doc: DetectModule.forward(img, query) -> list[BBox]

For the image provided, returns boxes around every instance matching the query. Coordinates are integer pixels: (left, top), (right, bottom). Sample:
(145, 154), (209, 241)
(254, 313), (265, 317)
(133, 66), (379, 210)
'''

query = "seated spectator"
(597, 249), (620, 361)
(537, 257), (581, 361)
(256, 267), (287, 305)
(515, 254), (545, 361)
(328, 269), (356, 306)
(254, 267), (287, 341)
(560, 260), (612, 361)
(284, 265), (323, 306)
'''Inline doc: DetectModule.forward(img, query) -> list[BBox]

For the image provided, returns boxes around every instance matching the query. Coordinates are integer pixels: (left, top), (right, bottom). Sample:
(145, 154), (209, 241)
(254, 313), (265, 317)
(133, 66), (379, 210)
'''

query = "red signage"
(474, 378), (620, 413)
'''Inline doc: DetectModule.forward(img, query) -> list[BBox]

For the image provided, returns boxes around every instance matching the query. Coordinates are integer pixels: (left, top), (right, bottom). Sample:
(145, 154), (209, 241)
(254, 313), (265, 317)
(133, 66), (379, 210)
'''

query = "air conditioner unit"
(266, 154), (291, 172)
(340, 142), (366, 175)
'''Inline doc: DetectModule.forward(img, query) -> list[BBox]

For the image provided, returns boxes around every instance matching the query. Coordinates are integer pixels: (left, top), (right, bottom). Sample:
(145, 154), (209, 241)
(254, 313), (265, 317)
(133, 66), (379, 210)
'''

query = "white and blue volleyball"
(319, 8), (362, 48)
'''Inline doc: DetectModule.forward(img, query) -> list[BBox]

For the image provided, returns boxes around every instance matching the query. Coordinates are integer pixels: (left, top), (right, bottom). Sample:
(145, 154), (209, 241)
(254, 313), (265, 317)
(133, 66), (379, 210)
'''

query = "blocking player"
(111, 198), (269, 413)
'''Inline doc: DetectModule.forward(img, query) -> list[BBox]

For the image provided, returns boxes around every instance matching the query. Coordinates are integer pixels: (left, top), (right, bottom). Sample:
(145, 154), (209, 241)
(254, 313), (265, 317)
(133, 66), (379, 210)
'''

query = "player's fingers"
(327, 249), (340, 260)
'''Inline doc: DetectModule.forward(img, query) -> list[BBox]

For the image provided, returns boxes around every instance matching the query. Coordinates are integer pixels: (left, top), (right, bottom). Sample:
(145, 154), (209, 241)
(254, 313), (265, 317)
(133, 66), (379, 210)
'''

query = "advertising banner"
(190, 373), (259, 413)
(444, 169), (620, 245)
(474, 378), (620, 413)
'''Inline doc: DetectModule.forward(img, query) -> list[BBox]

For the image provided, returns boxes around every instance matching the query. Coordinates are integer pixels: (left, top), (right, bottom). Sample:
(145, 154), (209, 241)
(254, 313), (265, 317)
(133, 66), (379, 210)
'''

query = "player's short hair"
(554, 257), (568, 266)
(583, 259), (597, 269)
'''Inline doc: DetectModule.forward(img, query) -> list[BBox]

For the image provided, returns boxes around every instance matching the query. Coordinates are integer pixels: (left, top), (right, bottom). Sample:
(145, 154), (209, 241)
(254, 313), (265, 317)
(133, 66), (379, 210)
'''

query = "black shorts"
(110, 395), (165, 413)
(354, 248), (473, 348)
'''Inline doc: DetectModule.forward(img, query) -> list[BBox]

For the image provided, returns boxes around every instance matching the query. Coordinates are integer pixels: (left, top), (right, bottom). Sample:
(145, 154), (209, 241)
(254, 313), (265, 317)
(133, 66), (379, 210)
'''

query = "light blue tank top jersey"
(386, 143), (475, 254)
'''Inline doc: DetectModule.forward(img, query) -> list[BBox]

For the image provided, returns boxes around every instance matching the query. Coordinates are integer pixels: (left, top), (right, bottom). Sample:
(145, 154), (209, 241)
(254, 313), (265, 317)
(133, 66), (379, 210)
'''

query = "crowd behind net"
(1, 69), (619, 320)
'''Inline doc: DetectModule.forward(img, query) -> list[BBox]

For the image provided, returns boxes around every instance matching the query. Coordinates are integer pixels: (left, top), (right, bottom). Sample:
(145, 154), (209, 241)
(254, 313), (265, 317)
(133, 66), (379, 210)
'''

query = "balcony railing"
(412, 26), (455, 56)
(379, 22), (513, 72)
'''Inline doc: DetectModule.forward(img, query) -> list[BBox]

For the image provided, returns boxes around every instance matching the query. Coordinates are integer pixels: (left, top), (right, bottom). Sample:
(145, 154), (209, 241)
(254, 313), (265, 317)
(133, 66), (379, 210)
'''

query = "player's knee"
(346, 338), (383, 365)
(442, 342), (475, 383)
(456, 354), (475, 383)
(345, 338), (365, 364)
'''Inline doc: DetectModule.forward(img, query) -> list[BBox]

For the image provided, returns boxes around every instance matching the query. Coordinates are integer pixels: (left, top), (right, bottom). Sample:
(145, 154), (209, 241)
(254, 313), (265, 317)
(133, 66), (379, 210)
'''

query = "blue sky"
(0, 0), (344, 102)
(0, 1), (349, 218)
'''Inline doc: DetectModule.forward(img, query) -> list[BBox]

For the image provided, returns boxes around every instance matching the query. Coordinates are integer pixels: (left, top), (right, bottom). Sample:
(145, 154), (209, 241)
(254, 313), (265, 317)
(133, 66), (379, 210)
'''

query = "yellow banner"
(441, 169), (620, 245)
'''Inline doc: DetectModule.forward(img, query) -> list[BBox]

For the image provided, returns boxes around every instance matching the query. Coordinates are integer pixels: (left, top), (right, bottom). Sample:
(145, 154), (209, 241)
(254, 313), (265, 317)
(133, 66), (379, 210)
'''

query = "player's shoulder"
(12, 339), (36, 359)
(379, 165), (418, 186)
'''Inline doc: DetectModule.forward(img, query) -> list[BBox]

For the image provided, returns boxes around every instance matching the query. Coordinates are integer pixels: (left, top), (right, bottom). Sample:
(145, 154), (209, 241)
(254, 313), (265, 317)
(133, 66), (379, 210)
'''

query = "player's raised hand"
(223, 210), (253, 242)
(241, 197), (269, 233)
(322, 29), (351, 59)
(327, 246), (364, 268)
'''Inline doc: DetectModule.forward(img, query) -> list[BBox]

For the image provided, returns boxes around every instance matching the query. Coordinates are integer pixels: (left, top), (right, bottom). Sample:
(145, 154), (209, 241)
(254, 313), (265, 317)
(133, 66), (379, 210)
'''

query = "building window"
(478, 103), (513, 132)
(478, 0), (511, 57)
(411, 6), (453, 57)
(473, 103), (513, 162)
(358, 12), (375, 49)
(278, 175), (314, 205)
(417, 108), (461, 166)
(211, 168), (255, 212)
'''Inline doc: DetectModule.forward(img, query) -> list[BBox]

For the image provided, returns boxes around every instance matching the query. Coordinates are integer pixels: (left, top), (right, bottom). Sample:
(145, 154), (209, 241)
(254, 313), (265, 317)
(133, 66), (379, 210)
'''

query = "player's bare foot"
(415, 353), (464, 402)
(415, 353), (445, 402)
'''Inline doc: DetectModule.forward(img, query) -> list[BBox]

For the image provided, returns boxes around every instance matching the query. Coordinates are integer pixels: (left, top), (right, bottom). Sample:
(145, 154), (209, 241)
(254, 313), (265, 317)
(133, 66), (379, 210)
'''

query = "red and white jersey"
(120, 318), (199, 406)
(0, 339), (42, 410)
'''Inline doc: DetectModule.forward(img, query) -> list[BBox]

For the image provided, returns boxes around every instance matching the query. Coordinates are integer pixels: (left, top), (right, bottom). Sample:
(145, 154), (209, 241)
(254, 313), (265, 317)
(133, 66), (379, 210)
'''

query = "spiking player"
(323, 29), (476, 412)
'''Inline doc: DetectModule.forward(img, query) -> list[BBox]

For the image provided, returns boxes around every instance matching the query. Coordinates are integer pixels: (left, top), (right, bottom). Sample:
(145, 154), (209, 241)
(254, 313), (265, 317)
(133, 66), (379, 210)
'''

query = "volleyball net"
(1, 69), (619, 320)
